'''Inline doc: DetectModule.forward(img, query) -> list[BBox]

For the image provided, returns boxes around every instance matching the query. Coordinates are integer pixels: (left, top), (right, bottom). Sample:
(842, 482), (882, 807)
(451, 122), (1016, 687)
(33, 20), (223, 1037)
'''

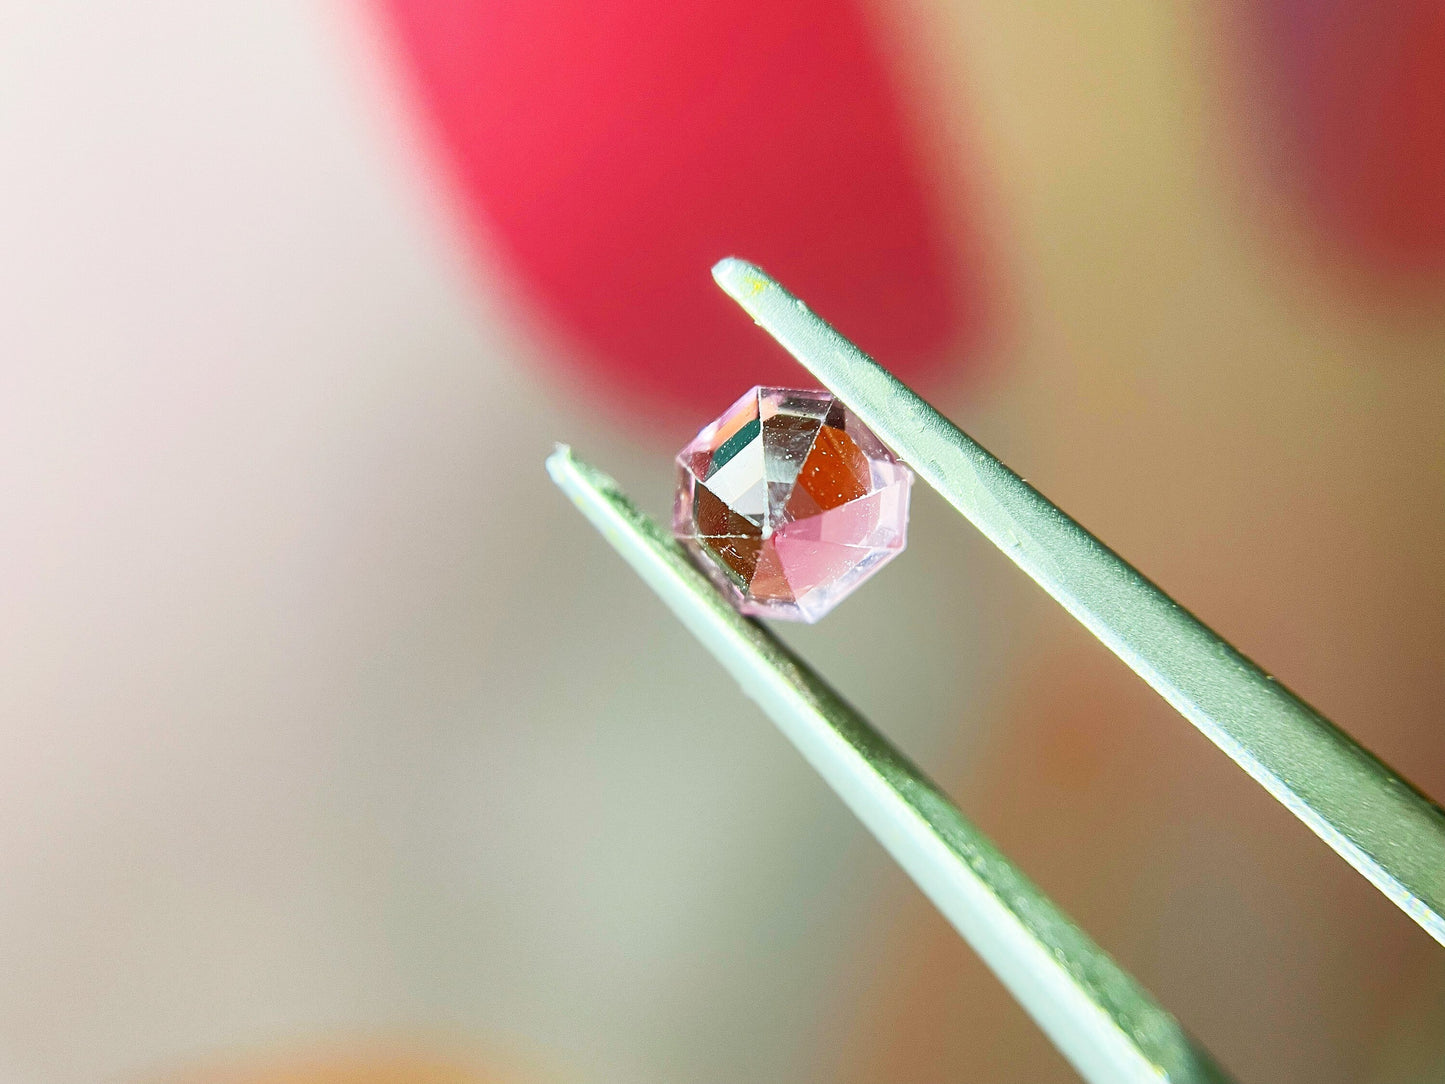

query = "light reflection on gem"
(673, 386), (912, 622)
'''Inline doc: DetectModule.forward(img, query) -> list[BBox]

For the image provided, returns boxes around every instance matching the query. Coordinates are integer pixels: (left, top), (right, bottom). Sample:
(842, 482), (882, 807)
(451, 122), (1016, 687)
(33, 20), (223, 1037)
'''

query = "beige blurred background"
(1, 3), (1442, 1083)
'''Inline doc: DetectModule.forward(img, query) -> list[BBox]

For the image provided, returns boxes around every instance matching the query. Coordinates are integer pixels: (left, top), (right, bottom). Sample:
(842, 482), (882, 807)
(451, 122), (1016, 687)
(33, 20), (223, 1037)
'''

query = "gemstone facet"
(673, 386), (912, 622)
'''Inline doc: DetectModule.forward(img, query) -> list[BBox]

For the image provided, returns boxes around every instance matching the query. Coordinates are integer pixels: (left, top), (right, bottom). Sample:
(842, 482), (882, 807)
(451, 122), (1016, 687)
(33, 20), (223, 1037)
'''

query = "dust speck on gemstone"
(673, 386), (912, 622)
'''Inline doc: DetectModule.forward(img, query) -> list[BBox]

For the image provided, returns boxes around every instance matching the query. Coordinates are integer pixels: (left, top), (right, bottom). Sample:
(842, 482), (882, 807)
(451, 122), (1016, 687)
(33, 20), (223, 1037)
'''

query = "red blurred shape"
(377, 0), (987, 414)
(1257, 0), (1445, 277)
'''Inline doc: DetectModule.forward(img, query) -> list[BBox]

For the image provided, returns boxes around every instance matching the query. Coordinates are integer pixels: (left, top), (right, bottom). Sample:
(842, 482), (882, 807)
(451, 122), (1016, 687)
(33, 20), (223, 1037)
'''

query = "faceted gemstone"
(673, 386), (912, 622)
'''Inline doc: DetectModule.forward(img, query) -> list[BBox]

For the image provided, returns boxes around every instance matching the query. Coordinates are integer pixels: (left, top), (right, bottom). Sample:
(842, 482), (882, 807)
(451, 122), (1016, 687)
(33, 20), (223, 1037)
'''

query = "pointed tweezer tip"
(711, 256), (773, 299)
(547, 444), (630, 516)
(544, 443), (573, 484)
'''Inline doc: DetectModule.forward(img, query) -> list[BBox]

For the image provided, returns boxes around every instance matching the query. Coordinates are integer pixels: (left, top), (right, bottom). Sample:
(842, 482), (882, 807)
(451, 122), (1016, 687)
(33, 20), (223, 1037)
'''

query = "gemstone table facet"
(674, 386), (912, 622)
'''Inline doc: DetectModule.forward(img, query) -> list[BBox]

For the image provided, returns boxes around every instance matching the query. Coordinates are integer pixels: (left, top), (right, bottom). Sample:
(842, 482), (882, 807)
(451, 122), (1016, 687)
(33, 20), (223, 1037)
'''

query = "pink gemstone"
(673, 387), (912, 622)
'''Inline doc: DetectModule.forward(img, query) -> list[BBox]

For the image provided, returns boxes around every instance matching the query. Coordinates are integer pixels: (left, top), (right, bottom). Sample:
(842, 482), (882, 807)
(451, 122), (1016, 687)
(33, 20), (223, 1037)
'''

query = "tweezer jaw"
(547, 444), (1232, 1084)
(712, 257), (1445, 949)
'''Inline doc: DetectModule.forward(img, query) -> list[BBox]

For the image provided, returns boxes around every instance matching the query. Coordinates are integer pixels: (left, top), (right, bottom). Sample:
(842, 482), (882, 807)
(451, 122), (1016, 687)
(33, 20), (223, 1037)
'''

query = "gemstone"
(673, 386), (913, 622)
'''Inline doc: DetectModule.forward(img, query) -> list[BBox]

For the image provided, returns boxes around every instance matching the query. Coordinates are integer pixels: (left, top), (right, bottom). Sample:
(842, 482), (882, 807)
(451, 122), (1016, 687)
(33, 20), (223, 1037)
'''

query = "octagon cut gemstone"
(673, 386), (912, 622)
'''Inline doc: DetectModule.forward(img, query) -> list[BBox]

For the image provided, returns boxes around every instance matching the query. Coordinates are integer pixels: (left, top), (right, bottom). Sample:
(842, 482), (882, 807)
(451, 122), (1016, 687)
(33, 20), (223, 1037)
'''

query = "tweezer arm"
(548, 446), (1231, 1084)
(713, 258), (1445, 948)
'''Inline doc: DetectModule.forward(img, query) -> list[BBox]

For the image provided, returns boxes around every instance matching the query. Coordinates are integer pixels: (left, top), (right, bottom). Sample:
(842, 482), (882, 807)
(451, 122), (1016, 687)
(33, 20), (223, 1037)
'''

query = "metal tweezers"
(546, 259), (1445, 1083)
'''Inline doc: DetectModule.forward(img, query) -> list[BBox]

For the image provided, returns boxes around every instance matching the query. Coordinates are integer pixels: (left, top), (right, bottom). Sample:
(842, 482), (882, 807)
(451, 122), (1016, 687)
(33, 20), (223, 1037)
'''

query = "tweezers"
(546, 258), (1445, 1083)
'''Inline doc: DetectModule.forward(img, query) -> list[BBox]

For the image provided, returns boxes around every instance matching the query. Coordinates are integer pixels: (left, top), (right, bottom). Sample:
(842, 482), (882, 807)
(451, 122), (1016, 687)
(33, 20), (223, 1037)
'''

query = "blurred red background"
(376, 0), (991, 415)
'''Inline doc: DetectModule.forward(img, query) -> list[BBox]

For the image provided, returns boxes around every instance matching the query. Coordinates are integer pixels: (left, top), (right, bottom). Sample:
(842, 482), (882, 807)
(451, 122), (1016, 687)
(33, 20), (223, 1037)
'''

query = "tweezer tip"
(710, 255), (749, 281)
(547, 444), (628, 510)
(711, 256), (771, 298)
(545, 443), (575, 484)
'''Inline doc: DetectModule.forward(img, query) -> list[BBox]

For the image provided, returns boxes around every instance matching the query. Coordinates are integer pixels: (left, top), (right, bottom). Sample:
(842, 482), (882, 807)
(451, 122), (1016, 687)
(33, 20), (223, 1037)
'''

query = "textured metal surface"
(546, 445), (1233, 1084)
(713, 257), (1445, 948)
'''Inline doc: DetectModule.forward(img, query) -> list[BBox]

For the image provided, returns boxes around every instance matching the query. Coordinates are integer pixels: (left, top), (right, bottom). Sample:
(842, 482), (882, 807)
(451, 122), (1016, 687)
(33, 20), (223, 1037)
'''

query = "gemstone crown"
(673, 386), (912, 622)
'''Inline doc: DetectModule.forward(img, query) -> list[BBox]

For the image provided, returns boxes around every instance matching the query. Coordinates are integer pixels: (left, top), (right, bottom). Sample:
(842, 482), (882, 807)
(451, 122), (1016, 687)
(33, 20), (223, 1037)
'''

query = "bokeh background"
(2, 2), (1443, 1082)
